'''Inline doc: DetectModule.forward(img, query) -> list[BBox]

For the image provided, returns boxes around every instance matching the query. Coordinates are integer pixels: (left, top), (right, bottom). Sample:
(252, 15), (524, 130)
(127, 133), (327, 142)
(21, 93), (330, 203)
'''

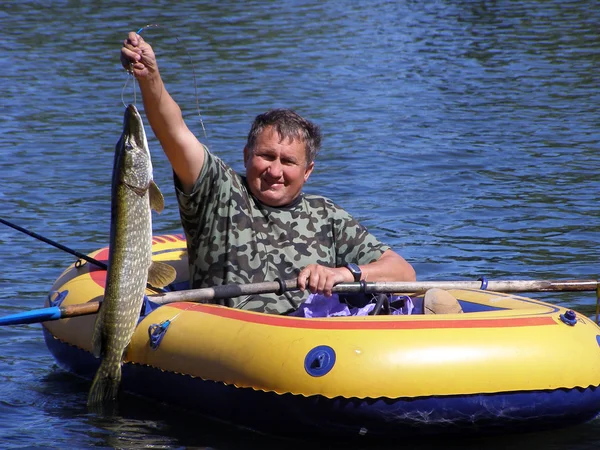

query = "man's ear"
(304, 161), (315, 182)
(243, 146), (250, 167)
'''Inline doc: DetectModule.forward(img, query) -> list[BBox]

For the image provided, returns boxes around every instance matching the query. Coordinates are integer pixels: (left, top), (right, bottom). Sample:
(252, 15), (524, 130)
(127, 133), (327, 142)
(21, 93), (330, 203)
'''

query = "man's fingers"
(305, 271), (319, 294)
(126, 31), (141, 46)
(316, 276), (328, 295)
(297, 268), (310, 290)
(298, 265), (341, 295)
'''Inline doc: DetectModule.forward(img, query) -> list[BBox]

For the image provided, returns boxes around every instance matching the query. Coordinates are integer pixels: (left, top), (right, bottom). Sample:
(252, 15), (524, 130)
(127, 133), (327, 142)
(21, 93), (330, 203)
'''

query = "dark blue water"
(1, 1), (599, 448)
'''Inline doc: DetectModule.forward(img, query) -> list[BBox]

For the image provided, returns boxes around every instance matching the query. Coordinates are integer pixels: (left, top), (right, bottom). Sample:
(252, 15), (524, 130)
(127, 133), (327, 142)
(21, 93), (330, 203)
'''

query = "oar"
(1, 278), (598, 326)
(0, 302), (101, 326)
(332, 279), (599, 293)
(0, 218), (107, 270)
(0, 279), (300, 326)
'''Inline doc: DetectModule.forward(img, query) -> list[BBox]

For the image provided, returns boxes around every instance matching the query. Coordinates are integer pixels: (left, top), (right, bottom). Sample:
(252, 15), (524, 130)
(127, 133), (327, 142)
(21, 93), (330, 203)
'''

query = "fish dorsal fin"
(149, 180), (164, 213)
(147, 261), (177, 288)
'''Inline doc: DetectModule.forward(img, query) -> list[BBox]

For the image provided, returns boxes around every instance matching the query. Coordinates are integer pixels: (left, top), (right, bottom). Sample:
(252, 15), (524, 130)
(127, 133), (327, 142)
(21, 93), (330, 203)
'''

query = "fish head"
(116, 104), (153, 187)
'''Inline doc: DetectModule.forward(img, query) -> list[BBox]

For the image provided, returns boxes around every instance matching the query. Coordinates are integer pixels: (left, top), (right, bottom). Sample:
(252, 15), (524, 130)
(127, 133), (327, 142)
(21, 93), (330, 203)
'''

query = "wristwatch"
(346, 263), (362, 282)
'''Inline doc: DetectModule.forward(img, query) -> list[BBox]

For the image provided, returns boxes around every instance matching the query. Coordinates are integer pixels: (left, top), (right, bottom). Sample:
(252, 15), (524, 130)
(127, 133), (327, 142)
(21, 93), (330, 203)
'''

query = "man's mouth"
(263, 179), (284, 190)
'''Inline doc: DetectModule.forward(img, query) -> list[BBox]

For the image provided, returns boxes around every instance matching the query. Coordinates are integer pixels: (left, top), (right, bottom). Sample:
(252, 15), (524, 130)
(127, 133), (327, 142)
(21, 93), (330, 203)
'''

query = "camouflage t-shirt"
(175, 146), (390, 314)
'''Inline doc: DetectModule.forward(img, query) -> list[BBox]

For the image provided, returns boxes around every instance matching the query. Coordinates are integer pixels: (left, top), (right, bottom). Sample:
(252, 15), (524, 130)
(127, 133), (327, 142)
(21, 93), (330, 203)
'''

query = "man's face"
(244, 126), (314, 207)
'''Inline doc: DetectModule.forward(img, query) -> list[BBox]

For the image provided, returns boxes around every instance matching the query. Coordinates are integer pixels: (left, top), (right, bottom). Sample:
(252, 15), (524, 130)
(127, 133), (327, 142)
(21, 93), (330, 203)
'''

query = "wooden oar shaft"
(60, 302), (104, 318)
(148, 279), (599, 307)
(150, 279), (299, 305)
(3, 278), (597, 326)
(58, 279), (299, 319)
(330, 279), (599, 294)
(63, 278), (600, 318)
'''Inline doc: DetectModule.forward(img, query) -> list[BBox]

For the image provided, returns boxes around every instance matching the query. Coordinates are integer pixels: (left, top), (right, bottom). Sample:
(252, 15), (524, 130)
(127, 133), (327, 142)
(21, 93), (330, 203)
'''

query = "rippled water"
(1, 1), (599, 448)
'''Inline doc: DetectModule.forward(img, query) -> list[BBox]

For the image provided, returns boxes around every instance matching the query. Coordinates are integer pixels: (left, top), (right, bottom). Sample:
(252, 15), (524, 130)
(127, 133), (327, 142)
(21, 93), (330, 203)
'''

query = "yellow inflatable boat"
(42, 234), (600, 437)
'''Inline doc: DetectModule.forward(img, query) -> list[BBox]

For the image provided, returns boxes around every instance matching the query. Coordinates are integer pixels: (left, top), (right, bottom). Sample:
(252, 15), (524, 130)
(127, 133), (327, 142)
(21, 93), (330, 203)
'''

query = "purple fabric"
(290, 294), (415, 317)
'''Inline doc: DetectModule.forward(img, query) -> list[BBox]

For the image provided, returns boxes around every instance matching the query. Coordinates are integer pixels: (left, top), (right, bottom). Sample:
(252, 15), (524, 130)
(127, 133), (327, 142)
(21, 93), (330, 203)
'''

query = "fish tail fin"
(87, 360), (122, 407)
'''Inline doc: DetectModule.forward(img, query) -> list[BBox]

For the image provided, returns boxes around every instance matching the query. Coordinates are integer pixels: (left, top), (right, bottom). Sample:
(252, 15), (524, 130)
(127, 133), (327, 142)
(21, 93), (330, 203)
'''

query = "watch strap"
(345, 263), (362, 282)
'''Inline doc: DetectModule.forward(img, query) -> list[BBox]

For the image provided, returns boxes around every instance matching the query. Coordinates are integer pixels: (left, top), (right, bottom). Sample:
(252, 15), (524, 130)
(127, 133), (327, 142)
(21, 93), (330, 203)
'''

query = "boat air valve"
(304, 345), (336, 377)
(559, 310), (577, 326)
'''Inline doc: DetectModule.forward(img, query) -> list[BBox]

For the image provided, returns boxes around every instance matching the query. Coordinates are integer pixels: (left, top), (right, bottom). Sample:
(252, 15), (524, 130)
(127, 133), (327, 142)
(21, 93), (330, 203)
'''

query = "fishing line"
(120, 23), (207, 140)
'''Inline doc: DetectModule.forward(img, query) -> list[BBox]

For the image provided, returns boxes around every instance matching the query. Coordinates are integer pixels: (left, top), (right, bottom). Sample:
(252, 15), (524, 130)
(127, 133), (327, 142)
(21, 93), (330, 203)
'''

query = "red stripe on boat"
(89, 248), (109, 287)
(152, 234), (186, 243)
(166, 303), (556, 330)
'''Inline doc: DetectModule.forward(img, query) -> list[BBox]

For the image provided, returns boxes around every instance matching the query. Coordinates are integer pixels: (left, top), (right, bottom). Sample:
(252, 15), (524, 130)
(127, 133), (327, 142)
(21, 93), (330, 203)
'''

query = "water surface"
(1, 1), (599, 448)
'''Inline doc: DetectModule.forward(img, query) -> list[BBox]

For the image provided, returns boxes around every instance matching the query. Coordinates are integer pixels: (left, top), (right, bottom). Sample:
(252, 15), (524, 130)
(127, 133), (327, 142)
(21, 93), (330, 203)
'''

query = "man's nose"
(268, 159), (283, 178)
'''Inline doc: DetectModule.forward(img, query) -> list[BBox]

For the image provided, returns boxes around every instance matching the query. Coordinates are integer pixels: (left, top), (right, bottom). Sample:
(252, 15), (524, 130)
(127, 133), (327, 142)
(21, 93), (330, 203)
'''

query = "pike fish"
(87, 104), (176, 407)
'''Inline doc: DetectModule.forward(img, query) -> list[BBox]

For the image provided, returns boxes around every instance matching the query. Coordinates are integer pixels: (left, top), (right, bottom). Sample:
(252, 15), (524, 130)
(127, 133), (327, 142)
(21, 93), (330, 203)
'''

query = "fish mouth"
(122, 104), (148, 150)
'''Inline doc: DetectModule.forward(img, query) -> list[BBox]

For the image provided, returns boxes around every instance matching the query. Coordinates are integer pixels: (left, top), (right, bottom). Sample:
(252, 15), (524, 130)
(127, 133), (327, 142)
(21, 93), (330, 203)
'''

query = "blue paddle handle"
(0, 307), (62, 326)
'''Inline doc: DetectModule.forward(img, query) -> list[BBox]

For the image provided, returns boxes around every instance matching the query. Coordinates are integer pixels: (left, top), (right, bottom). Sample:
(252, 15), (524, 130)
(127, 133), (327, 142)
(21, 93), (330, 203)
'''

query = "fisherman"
(120, 32), (460, 315)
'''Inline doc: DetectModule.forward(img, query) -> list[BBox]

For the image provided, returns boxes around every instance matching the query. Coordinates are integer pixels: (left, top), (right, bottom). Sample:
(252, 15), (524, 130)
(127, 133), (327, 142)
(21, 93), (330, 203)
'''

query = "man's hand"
(297, 264), (354, 297)
(297, 250), (415, 297)
(121, 32), (158, 79)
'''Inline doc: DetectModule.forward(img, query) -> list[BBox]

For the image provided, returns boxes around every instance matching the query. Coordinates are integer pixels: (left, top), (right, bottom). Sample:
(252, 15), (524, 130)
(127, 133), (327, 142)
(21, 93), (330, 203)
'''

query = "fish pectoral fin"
(149, 180), (165, 213)
(147, 261), (177, 288)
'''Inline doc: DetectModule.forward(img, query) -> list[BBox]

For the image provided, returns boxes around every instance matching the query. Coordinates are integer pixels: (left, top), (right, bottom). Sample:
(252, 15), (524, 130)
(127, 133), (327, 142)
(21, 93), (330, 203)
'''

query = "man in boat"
(120, 32), (459, 315)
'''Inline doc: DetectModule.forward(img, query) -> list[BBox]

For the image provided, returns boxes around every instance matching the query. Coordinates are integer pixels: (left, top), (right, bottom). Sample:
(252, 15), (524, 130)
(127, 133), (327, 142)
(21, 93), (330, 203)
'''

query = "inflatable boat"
(42, 234), (600, 437)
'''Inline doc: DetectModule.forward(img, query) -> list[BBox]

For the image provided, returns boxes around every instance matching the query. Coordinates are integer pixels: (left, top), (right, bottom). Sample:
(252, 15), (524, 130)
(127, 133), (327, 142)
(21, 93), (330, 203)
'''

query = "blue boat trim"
(458, 299), (509, 313)
(139, 295), (162, 321)
(43, 328), (600, 437)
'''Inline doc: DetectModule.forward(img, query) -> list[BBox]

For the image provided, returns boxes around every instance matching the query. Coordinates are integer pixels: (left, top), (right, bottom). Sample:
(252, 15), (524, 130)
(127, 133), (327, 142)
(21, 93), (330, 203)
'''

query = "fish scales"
(87, 104), (175, 408)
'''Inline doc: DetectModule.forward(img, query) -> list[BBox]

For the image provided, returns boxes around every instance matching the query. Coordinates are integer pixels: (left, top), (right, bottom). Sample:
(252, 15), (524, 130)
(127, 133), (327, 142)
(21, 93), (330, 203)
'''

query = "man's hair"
(246, 109), (322, 165)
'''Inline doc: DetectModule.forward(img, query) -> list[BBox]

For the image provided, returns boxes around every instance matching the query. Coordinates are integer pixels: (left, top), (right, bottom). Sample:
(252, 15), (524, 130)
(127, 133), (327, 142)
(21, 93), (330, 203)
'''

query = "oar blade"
(0, 306), (62, 326)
